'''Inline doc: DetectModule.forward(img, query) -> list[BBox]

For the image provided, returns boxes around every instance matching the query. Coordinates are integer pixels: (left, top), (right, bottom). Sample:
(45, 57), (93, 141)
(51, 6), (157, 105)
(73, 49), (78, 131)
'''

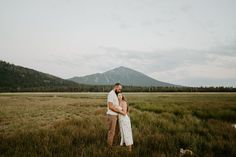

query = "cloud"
(150, 64), (236, 85)
(97, 46), (230, 71)
(180, 5), (192, 13)
(210, 42), (236, 57)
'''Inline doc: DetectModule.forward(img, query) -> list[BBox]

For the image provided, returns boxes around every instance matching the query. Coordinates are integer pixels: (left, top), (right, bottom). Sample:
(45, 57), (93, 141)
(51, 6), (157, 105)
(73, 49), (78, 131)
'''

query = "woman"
(116, 92), (133, 152)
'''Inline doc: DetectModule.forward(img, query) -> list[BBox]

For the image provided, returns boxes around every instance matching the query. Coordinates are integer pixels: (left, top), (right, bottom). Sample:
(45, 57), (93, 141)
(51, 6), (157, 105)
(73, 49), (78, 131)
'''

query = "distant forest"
(1, 85), (236, 92)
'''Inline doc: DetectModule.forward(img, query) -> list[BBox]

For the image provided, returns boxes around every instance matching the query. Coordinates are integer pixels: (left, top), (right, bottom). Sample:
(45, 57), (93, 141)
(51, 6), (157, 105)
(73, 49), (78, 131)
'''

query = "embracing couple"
(107, 83), (133, 152)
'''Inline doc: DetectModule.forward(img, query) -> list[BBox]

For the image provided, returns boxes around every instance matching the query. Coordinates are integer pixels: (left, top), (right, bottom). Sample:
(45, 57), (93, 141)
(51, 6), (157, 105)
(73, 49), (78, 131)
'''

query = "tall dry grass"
(0, 93), (236, 157)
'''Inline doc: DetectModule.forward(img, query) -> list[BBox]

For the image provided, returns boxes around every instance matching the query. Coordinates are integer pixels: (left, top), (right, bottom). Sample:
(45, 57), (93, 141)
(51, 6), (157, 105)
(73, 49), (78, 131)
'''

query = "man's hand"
(108, 102), (121, 113)
(107, 102), (127, 115)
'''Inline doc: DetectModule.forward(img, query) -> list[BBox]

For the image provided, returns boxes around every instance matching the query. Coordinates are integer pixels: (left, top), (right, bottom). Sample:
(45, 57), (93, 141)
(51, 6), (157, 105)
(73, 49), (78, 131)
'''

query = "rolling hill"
(0, 60), (79, 91)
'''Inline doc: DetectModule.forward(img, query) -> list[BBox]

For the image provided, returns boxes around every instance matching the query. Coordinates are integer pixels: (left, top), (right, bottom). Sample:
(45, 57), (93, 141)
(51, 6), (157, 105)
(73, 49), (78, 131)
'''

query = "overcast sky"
(1, 0), (236, 87)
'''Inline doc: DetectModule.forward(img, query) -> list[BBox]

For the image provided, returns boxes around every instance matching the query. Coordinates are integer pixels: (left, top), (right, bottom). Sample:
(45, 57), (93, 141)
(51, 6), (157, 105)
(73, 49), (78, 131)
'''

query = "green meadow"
(0, 92), (236, 157)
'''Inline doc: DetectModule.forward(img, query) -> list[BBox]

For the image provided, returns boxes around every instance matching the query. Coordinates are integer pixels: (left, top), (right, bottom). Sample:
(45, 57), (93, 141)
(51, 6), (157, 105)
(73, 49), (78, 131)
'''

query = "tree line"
(1, 85), (235, 92)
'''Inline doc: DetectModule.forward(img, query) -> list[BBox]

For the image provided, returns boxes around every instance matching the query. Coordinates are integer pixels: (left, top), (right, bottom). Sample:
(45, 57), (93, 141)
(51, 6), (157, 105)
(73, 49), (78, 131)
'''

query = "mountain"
(69, 66), (178, 87)
(0, 60), (79, 91)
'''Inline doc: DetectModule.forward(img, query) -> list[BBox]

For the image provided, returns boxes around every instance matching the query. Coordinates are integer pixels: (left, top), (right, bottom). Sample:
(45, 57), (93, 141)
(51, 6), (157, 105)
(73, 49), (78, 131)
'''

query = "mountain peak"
(112, 66), (131, 70)
(69, 66), (178, 87)
(107, 66), (134, 73)
(117, 66), (129, 69)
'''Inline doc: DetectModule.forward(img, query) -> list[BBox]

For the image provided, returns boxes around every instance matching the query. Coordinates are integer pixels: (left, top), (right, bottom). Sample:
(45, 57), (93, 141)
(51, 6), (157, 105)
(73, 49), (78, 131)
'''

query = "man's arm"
(108, 102), (125, 115)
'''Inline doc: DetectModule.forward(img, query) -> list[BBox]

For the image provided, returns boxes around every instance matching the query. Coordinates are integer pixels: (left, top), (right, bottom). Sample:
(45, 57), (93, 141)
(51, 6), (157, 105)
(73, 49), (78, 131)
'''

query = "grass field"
(0, 92), (236, 157)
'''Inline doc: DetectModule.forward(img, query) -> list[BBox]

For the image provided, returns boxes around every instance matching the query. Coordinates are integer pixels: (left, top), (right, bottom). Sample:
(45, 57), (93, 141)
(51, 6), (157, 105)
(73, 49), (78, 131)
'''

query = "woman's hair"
(119, 93), (129, 112)
(121, 94), (126, 102)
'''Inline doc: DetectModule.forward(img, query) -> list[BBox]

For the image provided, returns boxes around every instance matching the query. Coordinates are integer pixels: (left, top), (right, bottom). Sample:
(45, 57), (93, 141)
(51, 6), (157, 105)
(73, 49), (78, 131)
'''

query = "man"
(107, 83), (125, 147)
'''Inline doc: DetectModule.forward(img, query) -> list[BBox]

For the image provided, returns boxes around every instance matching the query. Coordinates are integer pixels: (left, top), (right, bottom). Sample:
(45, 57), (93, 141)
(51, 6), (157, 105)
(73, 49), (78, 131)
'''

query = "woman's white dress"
(118, 109), (133, 146)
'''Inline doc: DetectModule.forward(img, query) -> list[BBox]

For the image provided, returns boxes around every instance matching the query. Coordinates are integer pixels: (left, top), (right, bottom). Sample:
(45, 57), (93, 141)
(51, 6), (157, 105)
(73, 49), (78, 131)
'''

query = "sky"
(0, 0), (236, 87)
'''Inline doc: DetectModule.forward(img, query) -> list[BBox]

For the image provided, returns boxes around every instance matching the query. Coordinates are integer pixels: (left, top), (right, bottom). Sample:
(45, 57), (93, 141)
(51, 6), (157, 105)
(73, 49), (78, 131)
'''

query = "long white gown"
(118, 106), (133, 146)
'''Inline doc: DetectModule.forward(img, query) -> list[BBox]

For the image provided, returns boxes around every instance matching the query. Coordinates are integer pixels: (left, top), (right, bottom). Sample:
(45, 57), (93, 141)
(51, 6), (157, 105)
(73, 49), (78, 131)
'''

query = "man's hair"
(114, 82), (121, 86)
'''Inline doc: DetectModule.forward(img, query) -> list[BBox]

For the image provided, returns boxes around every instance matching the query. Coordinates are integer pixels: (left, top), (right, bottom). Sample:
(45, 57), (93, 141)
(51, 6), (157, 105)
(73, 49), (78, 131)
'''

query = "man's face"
(115, 85), (122, 94)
